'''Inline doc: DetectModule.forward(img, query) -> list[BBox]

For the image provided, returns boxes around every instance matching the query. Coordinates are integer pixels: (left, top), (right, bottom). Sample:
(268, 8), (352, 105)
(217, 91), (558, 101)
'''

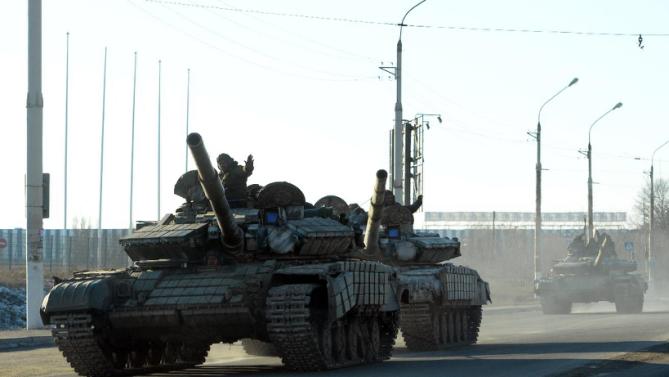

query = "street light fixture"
(384, 0), (426, 205)
(648, 139), (669, 287)
(531, 77), (578, 282)
(586, 102), (623, 242)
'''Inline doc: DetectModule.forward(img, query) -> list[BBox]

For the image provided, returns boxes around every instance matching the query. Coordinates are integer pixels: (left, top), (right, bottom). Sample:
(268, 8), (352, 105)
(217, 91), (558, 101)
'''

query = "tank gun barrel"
(187, 132), (243, 249)
(364, 169), (387, 254)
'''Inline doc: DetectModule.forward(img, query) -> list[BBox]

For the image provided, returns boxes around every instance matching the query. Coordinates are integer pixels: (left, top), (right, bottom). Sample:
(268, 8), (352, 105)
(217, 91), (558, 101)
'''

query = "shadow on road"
(141, 341), (669, 377)
(394, 340), (662, 357)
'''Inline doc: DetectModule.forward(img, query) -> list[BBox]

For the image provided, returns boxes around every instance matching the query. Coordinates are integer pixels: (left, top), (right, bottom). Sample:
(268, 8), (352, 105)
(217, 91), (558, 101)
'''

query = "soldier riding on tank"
(217, 153), (254, 208)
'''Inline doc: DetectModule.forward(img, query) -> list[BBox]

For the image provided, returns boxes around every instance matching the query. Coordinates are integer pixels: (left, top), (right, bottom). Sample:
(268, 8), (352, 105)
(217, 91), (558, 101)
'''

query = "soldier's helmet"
(383, 190), (396, 206)
(217, 153), (235, 171)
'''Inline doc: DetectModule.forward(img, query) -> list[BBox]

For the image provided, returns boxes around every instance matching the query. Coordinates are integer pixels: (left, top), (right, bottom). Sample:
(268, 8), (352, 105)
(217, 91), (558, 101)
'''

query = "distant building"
(414, 211), (627, 231)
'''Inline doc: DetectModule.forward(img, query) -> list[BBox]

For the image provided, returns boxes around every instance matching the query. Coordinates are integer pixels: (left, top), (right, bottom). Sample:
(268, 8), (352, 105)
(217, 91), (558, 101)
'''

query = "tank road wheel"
(332, 321), (347, 363)
(163, 342), (178, 364)
(267, 284), (390, 370)
(365, 318), (381, 362)
(240, 338), (278, 357)
(614, 284), (644, 314)
(178, 342), (210, 366)
(346, 318), (363, 362)
(111, 350), (129, 369)
(147, 341), (164, 366)
(129, 345), (148, 368)
(540, 295), (572, 314)
(379, 312), (399, 360)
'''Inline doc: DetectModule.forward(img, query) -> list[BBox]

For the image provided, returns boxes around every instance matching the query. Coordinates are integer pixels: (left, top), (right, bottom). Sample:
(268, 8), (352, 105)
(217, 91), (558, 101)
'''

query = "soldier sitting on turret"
(383, 190), (423, 214)
(217, 153), (254, 208)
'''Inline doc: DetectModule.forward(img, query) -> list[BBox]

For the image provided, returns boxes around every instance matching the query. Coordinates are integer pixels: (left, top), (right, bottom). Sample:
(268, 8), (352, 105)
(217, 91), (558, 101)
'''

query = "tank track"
(400, 303), (482, 351)
(51, 313), (209, 377)
(266, 283), (396, 371)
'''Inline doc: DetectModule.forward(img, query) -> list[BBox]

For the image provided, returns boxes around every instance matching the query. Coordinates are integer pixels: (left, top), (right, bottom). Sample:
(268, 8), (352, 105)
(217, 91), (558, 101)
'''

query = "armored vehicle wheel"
(240, 338), (278, 357)
(614, 285), (644, 314)
(400, 303), (481, 351)
(51, 313), (206, 377)
(178, 341), (210, 365)
(266, 283), (394, 371)
(540, 296), (572, 314)
(379, 312), (399, 360)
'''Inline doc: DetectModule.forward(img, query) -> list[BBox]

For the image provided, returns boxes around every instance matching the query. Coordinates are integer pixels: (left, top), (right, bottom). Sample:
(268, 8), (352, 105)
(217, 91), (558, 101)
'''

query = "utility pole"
(26, 0), (45, 329)
(63, 32), (69, 231)
(529, 78), (578, 282)
(649, 139), (669, 288)
(185, 68), (191, 173)
(97, 47), (108, 269)
(585, 102), (622, 242)
(157, 60), (162, 220)
(129, 52), (137, 229)
(380, 0), (426, 204)
(63, 32), (70, 271)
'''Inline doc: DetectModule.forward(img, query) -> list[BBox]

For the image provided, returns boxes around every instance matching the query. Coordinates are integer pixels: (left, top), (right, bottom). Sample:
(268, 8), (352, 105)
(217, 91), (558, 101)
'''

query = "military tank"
(535, 230), (647, 314)
(315, 190), (491, 351)
(40, 133), (400, 376)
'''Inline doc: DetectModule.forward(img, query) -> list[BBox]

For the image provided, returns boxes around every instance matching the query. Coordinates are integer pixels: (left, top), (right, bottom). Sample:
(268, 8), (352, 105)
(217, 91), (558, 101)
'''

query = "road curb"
(0, 336), (54, 351)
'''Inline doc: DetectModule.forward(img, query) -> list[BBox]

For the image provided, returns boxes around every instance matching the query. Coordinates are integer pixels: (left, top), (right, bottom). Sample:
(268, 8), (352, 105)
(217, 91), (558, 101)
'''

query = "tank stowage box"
(40, 133), (401, 376)
(535, 230), (647, 314)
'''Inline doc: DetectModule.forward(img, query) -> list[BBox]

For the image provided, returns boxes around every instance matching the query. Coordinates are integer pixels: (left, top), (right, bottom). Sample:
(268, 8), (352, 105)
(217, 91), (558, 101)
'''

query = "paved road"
(2, 301), (668, 377)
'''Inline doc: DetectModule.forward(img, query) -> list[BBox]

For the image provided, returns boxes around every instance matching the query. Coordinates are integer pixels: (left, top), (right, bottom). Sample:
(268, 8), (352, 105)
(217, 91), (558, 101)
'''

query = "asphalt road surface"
(2, 300), (668, 377)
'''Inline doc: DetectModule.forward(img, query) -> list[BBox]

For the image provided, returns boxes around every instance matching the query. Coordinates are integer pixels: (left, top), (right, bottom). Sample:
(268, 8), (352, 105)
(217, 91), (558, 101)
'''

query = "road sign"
(624, 241), (634, 253)
(0, 238), (6, 249)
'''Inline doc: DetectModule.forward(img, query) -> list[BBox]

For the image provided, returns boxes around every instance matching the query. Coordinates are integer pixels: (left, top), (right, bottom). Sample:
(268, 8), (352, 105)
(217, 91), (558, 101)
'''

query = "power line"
(145, 0), (669, 38)
(128, 0), (377, 82)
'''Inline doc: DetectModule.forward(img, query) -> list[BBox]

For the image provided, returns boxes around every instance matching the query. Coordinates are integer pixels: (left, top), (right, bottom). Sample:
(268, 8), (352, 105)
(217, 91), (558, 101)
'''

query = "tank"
(535, 230), (647, 314)
(40, 133), (401, 376)
(315, 188), (491, 351)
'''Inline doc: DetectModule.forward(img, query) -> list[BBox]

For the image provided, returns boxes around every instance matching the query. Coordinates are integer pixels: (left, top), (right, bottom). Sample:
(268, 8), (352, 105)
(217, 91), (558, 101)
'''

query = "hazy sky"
(1, 0), (668, 229)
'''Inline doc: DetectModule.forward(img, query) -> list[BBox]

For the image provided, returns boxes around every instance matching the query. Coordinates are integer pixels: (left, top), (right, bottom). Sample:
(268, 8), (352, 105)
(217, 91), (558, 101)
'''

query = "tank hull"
(42, 259), (400, 375)
(535, 272), (646, 314)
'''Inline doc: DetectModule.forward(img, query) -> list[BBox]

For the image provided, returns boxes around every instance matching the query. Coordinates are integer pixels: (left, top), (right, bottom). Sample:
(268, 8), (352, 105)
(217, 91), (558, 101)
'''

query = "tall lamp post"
(649, 139), (669, 287)
(531, 77), (578, 282)
(586, 102), (622, 241)
(381, 0), (426, 203)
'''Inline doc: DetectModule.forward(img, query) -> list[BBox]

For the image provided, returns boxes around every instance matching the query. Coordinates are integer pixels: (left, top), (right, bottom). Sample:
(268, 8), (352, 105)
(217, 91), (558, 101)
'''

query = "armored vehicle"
(535, 230), (647, 314)
(315, 189), (491, 351)
(40, 133), (400, 376)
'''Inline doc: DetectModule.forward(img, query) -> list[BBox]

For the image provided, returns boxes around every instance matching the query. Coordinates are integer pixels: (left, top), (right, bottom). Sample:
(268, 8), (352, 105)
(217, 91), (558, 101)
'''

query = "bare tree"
(634, 177), (669, 231)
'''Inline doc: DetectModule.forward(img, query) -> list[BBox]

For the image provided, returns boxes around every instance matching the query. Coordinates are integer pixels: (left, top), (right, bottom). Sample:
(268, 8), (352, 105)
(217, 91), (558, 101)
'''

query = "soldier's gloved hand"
(245, 154), (255, 173)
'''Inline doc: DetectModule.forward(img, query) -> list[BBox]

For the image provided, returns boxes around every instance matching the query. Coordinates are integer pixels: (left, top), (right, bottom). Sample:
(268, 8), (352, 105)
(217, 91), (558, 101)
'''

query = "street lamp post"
(389, 0), (426, 203)
(531, 78), (578, 282)
(586, 102), (622, 241)
(649, 139), (669, 287)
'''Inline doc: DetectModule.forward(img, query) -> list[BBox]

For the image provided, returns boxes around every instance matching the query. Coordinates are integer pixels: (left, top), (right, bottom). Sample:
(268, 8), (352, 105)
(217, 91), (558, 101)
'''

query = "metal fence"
(0, 228), (131, 271)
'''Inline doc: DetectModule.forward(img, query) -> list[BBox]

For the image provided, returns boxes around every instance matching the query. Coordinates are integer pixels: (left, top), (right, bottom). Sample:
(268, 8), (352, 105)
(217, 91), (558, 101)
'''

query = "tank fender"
(40, 278), (113, 322)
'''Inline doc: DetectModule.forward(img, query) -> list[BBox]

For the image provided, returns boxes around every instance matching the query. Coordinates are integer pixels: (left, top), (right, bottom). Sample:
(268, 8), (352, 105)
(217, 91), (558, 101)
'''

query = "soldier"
(382, 190), (423, 214)
(217, 153), (254, 208)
